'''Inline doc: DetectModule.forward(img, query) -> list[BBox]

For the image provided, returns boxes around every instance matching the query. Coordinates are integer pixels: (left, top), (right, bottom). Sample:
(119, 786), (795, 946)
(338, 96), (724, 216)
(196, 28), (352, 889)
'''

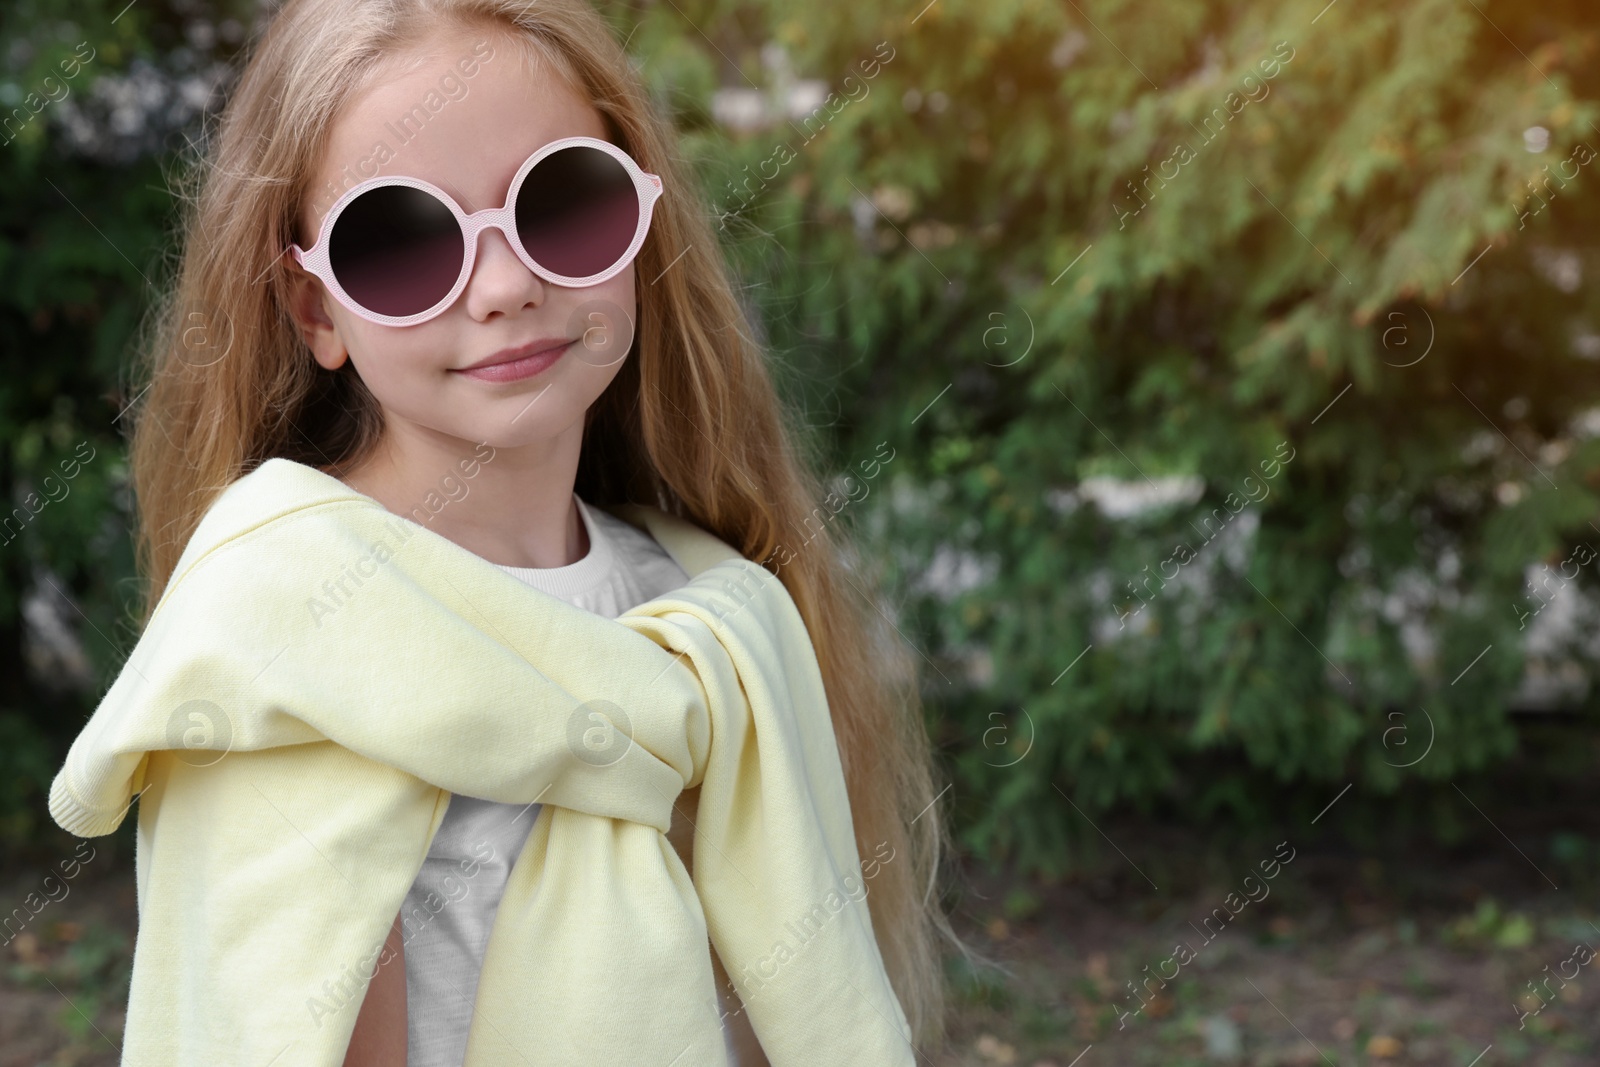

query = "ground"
(3, 803), (1596, 1066)
(935, 807), (1599, 1067)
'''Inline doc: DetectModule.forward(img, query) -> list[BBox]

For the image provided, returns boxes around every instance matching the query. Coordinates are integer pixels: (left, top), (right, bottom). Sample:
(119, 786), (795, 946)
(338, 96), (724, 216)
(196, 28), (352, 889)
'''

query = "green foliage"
(1443, 897), (1536, 950)
(5, 0), (1600, 877)
(0, 0), (254, 852)
(668, 0), (1600, 872)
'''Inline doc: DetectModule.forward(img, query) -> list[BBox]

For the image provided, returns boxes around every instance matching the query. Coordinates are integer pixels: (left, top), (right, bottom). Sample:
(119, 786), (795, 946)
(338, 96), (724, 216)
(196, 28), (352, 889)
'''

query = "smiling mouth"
(452, 338), (576, 382)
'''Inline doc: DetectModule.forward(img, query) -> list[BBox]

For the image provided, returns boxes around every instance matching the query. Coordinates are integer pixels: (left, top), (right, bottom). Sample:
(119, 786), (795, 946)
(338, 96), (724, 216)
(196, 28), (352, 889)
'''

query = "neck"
(336, 417), (591, 569)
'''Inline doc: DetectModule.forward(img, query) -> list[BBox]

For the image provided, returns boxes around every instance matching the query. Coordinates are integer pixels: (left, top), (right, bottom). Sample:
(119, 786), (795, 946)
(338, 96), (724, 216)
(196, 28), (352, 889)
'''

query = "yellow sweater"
(47, 458), (914, 1066)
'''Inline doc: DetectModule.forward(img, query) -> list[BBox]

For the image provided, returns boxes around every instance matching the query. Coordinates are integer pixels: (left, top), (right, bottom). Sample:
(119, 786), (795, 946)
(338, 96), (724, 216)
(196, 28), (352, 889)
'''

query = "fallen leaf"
(974, 1033), (1017, 1064)
(1366, 1035), (1402, 1057)
(10, 931), (40, 964)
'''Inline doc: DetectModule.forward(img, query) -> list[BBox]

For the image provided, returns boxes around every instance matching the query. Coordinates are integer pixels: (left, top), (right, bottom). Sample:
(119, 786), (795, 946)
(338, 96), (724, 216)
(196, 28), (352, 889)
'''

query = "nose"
(460, 223), (545, 321)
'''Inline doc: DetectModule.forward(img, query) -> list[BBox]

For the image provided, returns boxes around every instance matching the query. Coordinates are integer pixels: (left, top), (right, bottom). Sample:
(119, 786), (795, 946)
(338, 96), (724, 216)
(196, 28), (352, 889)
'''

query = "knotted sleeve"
(48, 492), (914, 1066)
(619, 562), (918, 1065)
(47, 503), (708, 1065)
(462, 560), (917, 1067)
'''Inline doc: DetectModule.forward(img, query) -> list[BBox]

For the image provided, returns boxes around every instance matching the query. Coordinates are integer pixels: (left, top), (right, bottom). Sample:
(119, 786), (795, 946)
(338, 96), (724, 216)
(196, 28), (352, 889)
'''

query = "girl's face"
(288, 31), (637, 459)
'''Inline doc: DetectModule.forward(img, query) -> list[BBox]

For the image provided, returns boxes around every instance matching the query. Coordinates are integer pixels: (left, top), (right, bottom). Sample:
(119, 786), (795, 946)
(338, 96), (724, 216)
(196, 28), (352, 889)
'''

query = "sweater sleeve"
(122, 738), (445, 1064)
(626, 562), (918, 1065)
(50, 501), (690, 839)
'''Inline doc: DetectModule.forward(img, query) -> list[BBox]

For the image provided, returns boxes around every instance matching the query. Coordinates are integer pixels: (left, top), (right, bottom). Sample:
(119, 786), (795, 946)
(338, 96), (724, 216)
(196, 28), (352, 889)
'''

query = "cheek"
(565, 269), (637, 371)
(609, 268), (639, 353)
(339, 311), (453, 390)
(594, 265), (637, 323)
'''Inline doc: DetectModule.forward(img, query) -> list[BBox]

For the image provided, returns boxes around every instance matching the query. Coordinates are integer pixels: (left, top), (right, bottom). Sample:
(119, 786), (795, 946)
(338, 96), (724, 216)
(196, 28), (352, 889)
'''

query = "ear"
(286, 265), (349, 371)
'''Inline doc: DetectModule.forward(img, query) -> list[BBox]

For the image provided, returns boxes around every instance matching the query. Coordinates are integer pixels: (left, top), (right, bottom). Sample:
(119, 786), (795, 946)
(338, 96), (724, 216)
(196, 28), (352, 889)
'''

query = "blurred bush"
(671, 0), (1600, 872)
(4, 0), (1600, 875)
(0, 0), (259, 848)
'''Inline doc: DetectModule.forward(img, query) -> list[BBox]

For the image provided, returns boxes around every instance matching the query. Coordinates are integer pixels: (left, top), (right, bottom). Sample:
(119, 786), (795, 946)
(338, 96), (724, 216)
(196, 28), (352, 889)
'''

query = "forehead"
(304, 29), (606, 235)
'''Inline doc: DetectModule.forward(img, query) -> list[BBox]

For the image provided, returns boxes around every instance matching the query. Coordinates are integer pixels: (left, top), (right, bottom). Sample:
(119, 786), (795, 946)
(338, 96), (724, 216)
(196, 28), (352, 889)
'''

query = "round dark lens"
(328, 186), (464, 318)
(515, 146), (640, 279)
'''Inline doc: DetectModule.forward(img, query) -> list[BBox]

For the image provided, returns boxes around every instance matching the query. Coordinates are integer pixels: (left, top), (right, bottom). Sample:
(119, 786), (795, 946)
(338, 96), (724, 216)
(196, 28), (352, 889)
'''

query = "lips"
(458, 336), (575, 372)
(452, 336), (576, 383)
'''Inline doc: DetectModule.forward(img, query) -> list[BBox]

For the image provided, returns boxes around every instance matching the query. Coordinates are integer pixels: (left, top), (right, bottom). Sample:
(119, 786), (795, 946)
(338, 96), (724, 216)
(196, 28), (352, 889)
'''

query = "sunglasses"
(289, 135), (664, 327)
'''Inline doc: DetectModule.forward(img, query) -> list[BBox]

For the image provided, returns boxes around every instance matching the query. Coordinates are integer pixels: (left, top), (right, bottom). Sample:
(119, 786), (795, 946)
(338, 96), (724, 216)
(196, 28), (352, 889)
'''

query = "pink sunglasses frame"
(289, 135), (664, 328)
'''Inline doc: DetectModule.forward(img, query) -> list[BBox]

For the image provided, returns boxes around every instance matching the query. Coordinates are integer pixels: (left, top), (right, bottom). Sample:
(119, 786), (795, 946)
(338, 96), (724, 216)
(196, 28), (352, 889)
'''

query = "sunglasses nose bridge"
(459, 205), (520, 251)
(459, 208), (546, 293)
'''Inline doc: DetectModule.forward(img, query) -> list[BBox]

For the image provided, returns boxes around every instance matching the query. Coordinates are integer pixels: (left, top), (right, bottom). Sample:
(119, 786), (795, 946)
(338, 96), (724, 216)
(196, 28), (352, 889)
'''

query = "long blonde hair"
(124, 0), (960, 1049)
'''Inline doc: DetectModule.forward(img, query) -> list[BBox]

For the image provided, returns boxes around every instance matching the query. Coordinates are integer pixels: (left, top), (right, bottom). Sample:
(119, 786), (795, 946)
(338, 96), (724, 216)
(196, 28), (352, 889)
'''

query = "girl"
(114, 0), (957, 1062)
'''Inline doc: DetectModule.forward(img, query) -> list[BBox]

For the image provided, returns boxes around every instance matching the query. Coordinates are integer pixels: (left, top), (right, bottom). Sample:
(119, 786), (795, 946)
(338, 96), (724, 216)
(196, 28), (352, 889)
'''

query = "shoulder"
(594, 501), (747, 580)
(589, 505), (679, 563)
(173, 459), (368, 579)
(590, 508), (691, 600)
(151, 459), (405, 624)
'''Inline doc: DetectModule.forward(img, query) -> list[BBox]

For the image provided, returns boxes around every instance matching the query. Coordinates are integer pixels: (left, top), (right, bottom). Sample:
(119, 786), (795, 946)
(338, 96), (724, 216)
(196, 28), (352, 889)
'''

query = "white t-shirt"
(400, 495), (745, 1066)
